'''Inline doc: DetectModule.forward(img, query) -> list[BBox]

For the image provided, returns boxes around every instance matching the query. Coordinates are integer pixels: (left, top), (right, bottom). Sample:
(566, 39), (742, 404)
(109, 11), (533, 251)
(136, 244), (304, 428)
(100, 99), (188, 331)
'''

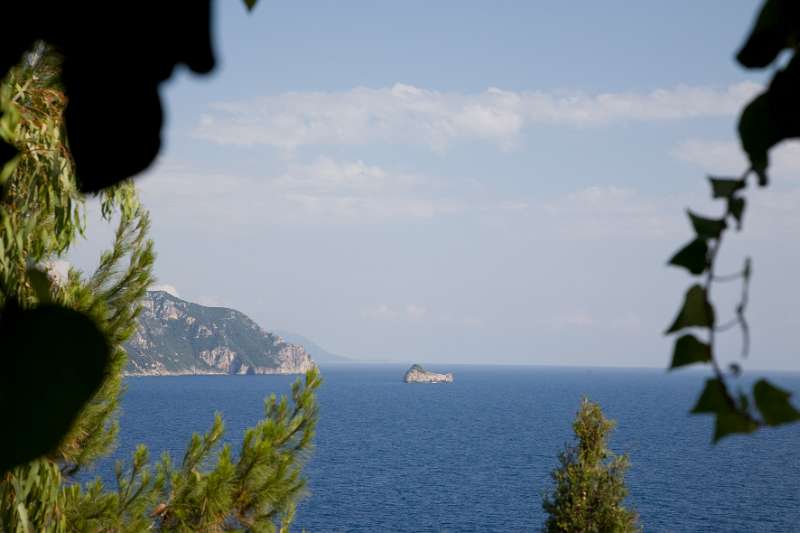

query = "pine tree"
(0, 43), (320, 532)
(542, 398), (639, 533)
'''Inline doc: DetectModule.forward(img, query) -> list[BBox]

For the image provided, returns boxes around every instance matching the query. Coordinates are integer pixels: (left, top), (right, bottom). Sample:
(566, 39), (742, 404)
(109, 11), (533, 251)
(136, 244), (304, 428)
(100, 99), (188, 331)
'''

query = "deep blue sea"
(92, 365), (800, 532)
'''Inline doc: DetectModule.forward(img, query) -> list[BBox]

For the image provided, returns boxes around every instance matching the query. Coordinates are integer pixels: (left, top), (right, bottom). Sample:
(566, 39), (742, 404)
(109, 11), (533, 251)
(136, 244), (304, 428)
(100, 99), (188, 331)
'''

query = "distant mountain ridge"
(272, 330), (351, 364)
(123, 291), (316, 376)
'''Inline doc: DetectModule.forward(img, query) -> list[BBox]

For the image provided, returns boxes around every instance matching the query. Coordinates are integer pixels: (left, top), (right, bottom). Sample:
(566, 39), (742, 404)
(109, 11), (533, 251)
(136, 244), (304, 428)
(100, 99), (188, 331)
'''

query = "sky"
(70, 0), (800, 370)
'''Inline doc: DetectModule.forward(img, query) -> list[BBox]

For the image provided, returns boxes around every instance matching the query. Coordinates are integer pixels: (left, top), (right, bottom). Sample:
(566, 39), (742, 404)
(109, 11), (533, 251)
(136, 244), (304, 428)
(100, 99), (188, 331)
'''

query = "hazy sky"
(70, 1), (800, 370)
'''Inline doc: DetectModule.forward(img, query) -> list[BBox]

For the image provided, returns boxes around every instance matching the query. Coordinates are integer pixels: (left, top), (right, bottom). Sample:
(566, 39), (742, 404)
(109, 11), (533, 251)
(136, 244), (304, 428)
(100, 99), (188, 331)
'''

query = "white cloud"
(150, 283), (180, 297)
(361, 304), (399, 320)
(539, 185), (684, 239)
(138, 157), (525, 226)
(673, 139), (800, 178)
(39, 259), (71, 287)
(194, 82), (761, 151)
(553, 312), (596, 328)
(361, 303), (430, 321)
(405, 304), (429, 320)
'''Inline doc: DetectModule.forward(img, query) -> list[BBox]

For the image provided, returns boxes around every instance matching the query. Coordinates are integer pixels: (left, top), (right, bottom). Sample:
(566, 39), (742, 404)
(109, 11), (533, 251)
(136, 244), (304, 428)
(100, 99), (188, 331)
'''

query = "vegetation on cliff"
(125, 290), (316, 375)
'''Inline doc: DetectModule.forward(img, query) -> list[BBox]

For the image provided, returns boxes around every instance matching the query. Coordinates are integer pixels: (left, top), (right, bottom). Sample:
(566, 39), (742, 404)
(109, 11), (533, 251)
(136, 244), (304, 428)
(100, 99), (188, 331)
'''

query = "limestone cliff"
(123, 291), (316, 376)
(403, 364), (453, 383)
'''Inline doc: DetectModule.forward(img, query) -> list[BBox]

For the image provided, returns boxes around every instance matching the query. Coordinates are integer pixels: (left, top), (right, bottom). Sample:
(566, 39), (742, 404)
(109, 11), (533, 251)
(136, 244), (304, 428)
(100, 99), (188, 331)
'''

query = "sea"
(92, 365), (800, 532)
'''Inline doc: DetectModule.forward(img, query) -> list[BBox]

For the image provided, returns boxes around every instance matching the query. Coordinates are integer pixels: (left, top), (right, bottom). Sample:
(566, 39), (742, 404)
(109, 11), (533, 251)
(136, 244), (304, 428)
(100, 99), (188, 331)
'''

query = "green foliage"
(542, 399), (639, 533)
(666, 0), (800, 441)
(664, 285), (714, 334)
(0, 44), (319, 532)
(669, 334), (711, 369)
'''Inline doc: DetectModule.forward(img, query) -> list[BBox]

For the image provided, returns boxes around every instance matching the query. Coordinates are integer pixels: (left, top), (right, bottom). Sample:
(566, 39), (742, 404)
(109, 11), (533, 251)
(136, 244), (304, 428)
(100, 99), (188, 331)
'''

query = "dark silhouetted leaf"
(665, 284), (715, 334)
(692, 378), (757, 442)
(668, 238), (708, 275)
(243, 0), (258, 10)
(709, 177), (745, 199)
(692, 379), (729, 414)
(27, 267), (52, 304)
(754, 379), (800, 426)
(736, 0), (800, 68)
(0, 136), (17, 168)
(728, 196), (746, 229)
(738, 93), (774, 186)
(688, 211), (726, 240)
(739, 54), (800, 187)
(670, 334), (711, 369)
(0, 303), (110, 472)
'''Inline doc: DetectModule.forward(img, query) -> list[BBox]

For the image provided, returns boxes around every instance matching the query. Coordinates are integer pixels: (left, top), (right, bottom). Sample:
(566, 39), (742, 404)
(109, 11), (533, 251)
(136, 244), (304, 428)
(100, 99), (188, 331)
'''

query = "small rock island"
(403, 364), (454, 384)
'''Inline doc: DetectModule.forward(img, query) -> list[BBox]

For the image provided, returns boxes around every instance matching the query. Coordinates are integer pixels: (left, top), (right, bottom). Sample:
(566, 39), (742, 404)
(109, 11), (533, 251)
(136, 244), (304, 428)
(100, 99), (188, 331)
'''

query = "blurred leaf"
(728, 196), (746, 229)
(736, 0), (800, 68)
(688, 211), (726, 240)
(692, 379), (731, 414)
(753, 379), (800, 426)
(665, 284), (714, 334)
(692, 378), (757, 442)
(670, 334), (711, 369)
(26, 267), (52, 303)
(738, 93), (773, 186)
(709, 177), (745, 199)
(0, 302), (110, 472)
(668, 238), (708, 275)
(243, 0), (258, 11)
(739, 55), (800, 186)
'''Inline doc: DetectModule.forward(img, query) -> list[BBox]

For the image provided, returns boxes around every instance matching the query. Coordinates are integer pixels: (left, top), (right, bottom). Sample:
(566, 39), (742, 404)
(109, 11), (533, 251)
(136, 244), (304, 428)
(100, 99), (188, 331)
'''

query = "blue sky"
(72, 1), (800, 370)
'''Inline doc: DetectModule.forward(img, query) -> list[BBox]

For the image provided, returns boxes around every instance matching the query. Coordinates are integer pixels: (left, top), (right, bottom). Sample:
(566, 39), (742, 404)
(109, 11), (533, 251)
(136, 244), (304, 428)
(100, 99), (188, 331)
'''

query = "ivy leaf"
(738, 54), (800, 188)
(728, 197), (746, 230)
(0, 303), (110, 472)
(668, 238), (708, 275)
(665, 284), (715, 334)
(753, 379), (800, 426)
(670, 334), (711, 369)
(709, 177), (745, 199)
(736, 0), (800, 69)
(692, 379), (758, 442)
(688, 211), (726, 240)
(738, 93), (773, 186)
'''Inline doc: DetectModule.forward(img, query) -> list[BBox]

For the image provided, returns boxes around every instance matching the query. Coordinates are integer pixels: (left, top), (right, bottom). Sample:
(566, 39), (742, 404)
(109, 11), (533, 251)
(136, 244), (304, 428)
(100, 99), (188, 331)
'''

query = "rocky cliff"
(123, 291), (316, 376)
(403, 364), (453, 383)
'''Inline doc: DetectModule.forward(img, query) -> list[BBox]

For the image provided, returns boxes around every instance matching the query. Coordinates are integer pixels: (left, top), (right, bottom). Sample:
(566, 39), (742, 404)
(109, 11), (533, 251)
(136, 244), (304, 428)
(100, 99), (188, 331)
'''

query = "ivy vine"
(667, 0), (800, 441)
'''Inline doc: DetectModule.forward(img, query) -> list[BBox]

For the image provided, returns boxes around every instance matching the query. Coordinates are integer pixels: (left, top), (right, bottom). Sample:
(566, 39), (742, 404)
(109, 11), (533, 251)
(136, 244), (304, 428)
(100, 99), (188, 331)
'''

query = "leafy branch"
(666, 0), (800, 441)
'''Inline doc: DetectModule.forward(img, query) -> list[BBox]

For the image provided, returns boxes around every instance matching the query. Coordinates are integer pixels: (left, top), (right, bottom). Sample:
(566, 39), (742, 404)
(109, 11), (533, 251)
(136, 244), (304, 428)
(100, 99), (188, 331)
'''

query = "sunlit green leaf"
(688, 211), (726, 240)
(668, 238), (708, 275)
(753, 379), (800, 426)
(665, 284), (714, 334)
(670, 334), (711, 369)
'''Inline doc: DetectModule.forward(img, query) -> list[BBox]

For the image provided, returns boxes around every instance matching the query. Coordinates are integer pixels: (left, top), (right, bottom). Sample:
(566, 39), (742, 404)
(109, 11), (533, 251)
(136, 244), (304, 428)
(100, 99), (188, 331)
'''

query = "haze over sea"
(100, 365), (800, 532)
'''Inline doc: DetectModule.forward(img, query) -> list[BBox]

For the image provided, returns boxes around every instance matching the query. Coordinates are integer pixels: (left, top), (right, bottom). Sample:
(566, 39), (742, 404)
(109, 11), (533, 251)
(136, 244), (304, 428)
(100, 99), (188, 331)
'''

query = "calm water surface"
(96, 365), (800, 532)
